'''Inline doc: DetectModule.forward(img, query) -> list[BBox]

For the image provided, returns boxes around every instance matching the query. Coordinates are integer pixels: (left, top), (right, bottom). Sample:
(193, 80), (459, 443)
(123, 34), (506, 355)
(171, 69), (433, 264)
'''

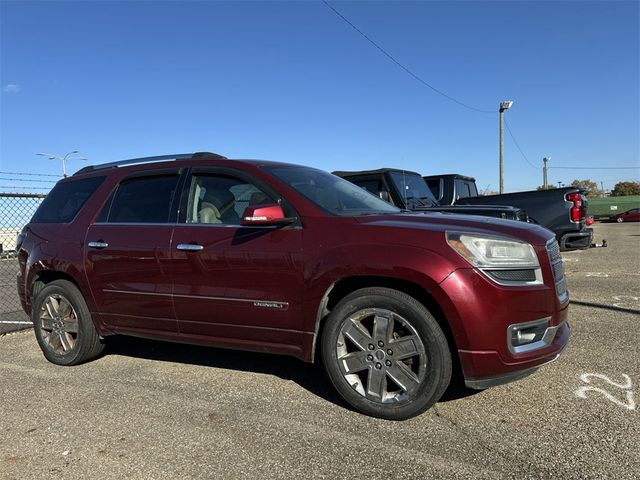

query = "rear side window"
(31, 176), (105, 223)
(101, 174), (180, 223)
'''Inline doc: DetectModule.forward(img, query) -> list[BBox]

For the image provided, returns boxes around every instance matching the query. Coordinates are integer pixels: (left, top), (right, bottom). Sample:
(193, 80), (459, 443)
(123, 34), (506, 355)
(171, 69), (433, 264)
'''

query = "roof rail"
(74, 151), (227, 175)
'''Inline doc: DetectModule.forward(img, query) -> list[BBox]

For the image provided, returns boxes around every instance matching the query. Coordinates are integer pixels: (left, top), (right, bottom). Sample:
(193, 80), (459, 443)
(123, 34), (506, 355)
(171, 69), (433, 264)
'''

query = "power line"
(503, 119), (539, 169)
(0, 171), (62, 177)
(321, 0), (494, 114)
(0, 185), (51, 190)
(504, 120), (639, 172)
(0, 177), (57, 183)
(548, 166), (639, 170)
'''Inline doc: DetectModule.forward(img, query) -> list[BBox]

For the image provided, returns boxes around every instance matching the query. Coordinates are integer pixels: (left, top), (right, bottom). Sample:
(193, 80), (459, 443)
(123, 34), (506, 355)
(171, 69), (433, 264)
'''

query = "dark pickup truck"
(425, 174), (593, 251)
(334, 169), (529, 222)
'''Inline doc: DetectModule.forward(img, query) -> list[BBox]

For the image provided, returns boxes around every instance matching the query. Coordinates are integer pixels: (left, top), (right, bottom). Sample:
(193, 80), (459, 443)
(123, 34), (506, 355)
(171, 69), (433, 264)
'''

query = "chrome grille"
(546, 239), (568, 301)
(547, 240), (561, 263)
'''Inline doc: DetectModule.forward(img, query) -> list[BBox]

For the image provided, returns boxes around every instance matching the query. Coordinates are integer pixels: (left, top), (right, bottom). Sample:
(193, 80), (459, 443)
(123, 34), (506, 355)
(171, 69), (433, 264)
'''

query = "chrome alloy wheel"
(336, 308), (427, 403)
(38, 294), (79, 354)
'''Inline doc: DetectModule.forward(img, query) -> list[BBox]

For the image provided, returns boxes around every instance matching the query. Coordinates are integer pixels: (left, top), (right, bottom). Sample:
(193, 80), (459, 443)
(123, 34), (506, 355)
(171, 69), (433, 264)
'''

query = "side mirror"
(240, 203), (295, 227)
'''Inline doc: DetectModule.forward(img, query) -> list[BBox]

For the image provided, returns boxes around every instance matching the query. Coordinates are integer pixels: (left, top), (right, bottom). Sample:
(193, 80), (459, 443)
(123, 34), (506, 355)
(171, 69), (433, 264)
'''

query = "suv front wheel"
(321, 287), (452, 420)
(32, 279), (105, 366)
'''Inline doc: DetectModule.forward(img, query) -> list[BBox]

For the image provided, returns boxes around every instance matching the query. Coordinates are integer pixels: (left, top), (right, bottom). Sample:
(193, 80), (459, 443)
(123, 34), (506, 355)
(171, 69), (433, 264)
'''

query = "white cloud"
(3, 84), (21, 93)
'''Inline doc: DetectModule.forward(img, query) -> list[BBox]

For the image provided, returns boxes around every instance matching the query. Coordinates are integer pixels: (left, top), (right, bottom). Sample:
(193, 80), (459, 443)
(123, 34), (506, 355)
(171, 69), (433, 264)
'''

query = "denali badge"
(253, 301), (288, 310)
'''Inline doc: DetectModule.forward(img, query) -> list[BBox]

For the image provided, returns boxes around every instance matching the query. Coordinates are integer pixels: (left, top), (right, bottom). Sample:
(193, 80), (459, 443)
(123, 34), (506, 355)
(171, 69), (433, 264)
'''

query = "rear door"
(84, 169), (183, 333)
(170, 167), (305, 350)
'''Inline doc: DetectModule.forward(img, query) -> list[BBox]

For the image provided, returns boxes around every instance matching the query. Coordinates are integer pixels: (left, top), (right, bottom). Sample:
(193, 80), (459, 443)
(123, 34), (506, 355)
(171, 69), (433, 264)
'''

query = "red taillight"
(566, 192), (583, 222)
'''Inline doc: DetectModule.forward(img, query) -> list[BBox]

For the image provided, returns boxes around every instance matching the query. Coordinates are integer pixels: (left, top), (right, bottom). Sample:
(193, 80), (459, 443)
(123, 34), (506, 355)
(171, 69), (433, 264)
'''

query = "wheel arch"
(310, 276), (461, 377)
(32, 269), (82, 291)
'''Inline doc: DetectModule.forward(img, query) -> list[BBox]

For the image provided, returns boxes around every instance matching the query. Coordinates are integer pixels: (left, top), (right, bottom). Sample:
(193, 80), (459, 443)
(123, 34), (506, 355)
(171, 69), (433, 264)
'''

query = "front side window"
(455, 179), (478, 199)
(266, 166), (400, 216)
(425, 179), (442, 201)
(102, 174), (180, 223)
(185, 174), (275, 225)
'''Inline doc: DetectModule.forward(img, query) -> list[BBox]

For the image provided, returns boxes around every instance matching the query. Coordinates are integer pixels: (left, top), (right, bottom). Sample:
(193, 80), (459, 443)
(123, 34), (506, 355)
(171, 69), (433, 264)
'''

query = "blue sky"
(1, 0), (638, 193)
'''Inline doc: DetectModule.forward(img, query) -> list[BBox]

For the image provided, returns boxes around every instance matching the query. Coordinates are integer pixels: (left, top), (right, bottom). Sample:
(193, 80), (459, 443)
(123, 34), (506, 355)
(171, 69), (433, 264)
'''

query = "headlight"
(446, 232), (539, 269)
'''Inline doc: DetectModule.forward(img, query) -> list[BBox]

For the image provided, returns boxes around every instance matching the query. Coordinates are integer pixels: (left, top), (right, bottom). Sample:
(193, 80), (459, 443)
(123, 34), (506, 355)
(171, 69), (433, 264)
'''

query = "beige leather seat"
(198, 202), (221, 224)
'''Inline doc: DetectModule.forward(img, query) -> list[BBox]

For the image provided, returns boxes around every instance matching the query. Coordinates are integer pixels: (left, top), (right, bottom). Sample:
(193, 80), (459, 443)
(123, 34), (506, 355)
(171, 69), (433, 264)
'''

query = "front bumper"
(463, 320), (570, 389)
(436, 265), (570, 390)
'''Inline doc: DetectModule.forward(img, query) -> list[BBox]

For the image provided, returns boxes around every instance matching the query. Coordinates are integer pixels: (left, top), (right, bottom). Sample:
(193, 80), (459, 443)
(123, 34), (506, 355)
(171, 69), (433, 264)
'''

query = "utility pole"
(499, 100), (513, 194)
(543, 157), (550, 189)
(600, 181), (605, 195)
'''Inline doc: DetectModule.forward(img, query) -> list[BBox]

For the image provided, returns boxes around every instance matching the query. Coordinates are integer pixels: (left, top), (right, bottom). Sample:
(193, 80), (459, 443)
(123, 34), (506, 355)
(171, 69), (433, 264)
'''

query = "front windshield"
(267, 166), (400, 216)
(388, 172), (438, 208)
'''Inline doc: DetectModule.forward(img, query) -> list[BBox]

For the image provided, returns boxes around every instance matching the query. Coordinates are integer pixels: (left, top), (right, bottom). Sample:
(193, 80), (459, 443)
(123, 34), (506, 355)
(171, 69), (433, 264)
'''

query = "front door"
(171, 169), (305, 350)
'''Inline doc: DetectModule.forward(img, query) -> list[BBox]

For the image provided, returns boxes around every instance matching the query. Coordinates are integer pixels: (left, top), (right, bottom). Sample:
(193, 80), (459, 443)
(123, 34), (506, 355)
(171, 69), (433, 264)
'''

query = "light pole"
(543, 157), (550, 189)
(36, 151), (88, 177)
(499, 100), (513, 194)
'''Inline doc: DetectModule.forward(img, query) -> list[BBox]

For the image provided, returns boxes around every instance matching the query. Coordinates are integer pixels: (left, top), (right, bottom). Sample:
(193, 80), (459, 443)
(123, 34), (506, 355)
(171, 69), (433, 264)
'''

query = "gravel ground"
(1, 222), (638, 479)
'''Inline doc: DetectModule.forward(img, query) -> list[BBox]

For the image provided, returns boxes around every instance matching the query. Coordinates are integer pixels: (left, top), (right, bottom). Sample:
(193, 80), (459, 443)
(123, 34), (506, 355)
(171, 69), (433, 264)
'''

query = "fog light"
(508, 318), (551, 354)
(516, 330), (537, 344)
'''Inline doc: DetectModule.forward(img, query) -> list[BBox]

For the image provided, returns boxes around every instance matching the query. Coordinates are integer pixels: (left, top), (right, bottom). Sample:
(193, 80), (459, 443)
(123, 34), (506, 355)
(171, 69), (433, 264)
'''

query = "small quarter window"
(31, 176), (105, 224)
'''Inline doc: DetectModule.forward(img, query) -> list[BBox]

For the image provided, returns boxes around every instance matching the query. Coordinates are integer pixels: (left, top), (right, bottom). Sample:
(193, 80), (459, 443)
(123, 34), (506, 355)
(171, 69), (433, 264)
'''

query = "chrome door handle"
(176, 243), (204, 252)
(88, 241), (109, 249)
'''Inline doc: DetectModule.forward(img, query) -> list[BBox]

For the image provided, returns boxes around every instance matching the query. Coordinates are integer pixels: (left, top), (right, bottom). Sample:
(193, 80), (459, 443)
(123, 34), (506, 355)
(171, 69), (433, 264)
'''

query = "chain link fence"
(1, 193), (46, 333)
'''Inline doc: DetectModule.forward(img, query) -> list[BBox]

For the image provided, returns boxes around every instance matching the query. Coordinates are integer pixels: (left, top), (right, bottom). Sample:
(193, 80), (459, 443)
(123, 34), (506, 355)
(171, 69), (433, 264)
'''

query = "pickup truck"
(333, 168), (528, 222)
(424, 174), (593, 251)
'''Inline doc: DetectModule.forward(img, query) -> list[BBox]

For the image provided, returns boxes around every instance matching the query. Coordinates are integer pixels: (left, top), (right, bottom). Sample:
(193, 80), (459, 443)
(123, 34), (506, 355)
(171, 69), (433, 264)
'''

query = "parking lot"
(1, 221), (638, 479)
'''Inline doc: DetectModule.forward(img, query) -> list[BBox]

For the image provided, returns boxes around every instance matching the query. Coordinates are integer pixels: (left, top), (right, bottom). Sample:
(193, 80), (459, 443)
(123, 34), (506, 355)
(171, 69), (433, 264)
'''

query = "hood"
(355, 212), (554, 246)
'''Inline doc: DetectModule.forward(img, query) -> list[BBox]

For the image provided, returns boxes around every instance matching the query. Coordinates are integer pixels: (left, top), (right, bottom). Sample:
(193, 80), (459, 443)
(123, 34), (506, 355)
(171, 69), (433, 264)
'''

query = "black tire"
(32, 279), (105, 366)
(321, 287), (452, 420)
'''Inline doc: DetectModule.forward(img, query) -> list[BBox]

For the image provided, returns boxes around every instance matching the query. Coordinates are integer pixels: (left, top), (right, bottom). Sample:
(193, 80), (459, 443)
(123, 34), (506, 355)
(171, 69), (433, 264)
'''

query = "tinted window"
(185, 174), (274, 225)
(425, 179), (441, 200)
(354, 179), (382, 195)
(267, 166), (399, 216)
(31, 176), (105, 223)
(105, 175), (180, 223)
(455, 179), (478, 199)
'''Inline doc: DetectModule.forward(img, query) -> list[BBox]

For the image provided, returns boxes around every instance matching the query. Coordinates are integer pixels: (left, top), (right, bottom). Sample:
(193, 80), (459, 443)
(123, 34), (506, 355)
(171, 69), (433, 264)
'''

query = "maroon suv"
(16, 152), (570, 419)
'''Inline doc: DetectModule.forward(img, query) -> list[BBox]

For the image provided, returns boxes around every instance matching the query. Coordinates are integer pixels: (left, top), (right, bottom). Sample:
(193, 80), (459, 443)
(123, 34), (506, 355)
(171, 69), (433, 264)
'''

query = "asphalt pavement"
(1, 222), (638, 479)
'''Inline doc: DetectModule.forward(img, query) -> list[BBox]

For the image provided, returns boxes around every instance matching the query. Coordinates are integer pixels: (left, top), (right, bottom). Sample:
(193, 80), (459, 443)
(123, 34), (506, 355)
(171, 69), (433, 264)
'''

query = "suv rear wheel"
(32, 279), (105, 365)
(321, 287), (452, 420)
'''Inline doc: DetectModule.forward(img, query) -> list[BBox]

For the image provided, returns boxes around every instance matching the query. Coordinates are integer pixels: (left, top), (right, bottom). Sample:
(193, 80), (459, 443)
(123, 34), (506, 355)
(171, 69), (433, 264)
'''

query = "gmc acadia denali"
(16, 152), (570, 420)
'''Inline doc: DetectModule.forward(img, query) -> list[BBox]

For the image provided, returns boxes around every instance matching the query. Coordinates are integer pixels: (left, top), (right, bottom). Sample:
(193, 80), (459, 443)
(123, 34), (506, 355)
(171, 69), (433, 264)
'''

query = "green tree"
(611, 181), (640, 197)
(570, 179), (602, 196)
